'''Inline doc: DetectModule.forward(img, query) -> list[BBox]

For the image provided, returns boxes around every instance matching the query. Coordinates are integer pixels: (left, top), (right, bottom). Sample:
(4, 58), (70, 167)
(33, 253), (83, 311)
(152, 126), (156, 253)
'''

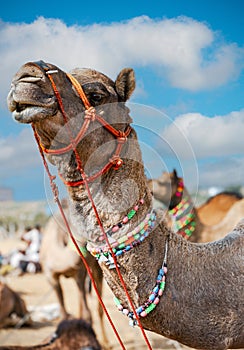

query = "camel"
(0, 281), (31, 328)
(7, 60), (244, 350)
(197, 191), (243, 226)
(0, 318), (102, 349)
(148, 170), (244, 242)
(39, 201), (108, 345)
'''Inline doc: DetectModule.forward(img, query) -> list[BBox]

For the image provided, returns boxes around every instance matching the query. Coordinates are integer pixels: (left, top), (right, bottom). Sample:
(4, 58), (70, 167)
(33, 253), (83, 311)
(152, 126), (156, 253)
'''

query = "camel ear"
(173, 168), (178, 179)
(115, 68), (135, 101)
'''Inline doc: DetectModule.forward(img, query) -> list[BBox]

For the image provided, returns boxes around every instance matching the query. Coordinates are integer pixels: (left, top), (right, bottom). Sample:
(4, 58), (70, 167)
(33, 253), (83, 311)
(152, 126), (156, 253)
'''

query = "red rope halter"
(37, 63), (131, 187)
(31, 61), (153, 350)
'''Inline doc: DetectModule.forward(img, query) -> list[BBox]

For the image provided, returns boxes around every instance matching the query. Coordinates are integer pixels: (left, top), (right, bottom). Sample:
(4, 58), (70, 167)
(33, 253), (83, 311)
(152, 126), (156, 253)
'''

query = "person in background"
(19, 224), (42, 273)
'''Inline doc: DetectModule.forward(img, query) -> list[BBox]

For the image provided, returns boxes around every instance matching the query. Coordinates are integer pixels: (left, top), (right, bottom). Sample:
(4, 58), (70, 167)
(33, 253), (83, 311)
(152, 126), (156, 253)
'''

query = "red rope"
(32, 125), (127, 350)
(33, 68), (153, 350)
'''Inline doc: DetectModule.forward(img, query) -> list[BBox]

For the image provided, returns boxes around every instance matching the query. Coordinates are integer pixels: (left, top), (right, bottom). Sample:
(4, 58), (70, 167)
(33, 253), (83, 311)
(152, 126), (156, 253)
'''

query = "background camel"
(40, 202), (108, 345)
(0, 318), (102, 350)
(0, 281), (30, 328)
(148, 170), (244, 242)
(197, 191), (242, 225)
(7, 60), (244, 350)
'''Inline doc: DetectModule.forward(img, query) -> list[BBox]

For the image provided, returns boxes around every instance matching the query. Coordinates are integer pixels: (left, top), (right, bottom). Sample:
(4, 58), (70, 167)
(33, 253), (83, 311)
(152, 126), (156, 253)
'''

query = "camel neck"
(62, 129), (153, 246)
(169, 178), (184, 209)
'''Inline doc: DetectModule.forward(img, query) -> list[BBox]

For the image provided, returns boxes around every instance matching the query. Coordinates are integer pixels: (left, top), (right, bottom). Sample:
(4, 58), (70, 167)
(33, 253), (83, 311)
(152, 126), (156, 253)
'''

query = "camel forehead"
(69, 68), (115, 87)
(159, 172), (172, 182)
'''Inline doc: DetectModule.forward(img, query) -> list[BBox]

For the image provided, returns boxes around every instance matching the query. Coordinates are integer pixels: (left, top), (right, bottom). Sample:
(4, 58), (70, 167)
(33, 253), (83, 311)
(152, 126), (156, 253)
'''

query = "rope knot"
(110, 155), (123, 170)
(117, 133), (127, 144)
(84, 107), (96, 121)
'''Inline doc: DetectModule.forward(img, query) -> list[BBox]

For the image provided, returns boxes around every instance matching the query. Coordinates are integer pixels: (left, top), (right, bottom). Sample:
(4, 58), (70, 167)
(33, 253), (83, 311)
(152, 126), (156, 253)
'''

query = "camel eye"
(90, 92), (103, 103)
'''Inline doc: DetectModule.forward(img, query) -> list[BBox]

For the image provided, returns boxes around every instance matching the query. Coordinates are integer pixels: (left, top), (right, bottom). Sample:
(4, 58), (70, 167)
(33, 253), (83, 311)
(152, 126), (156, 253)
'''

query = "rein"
(31, 61), (153, 350)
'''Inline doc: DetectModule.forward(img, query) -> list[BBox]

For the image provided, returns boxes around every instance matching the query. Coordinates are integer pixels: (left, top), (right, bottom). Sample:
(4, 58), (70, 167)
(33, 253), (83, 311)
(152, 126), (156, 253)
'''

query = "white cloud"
(161, 110), (244, 159)
(198, 157), (244, 188)
(0, 15), (243, 109)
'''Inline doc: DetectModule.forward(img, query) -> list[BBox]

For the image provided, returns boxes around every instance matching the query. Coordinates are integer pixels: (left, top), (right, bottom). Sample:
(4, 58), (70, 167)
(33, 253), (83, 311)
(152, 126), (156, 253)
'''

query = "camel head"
(149, 169), (180, 208)
(7, 61), (136, 173)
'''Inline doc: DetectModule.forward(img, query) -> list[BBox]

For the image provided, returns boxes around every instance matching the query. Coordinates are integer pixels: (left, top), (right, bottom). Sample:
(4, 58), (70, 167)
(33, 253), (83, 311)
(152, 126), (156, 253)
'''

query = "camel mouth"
(10, 99), (58, 124)
(12, 104), (49, 123)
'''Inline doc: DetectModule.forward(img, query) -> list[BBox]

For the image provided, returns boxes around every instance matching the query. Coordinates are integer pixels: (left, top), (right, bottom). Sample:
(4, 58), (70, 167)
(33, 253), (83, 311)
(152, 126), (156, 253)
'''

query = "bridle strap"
(38, 67), (132, 185)
(60, 125), (131, 186)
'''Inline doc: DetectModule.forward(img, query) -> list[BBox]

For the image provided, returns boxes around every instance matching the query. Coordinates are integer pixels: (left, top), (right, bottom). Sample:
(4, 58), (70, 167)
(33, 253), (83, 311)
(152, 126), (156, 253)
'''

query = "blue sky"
(0, 0), (243, 201)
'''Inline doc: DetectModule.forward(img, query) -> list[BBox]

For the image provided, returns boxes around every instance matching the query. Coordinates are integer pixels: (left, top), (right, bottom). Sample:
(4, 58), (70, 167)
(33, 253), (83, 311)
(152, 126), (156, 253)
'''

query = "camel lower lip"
(12, 106), (50, 123)
(12, 109), (36, 123)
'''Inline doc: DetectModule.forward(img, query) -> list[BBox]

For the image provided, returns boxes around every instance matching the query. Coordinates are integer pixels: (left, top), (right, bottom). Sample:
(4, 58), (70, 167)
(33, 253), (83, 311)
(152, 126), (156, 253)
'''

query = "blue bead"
(125, 246), (131, 251)
(159, 268), (164, 276)
(116, 250), (123, 256)
(153, 286), (159, 294)
(149, 294), (155, 301)
(157, 274), (162, 281)
(136, 306), (143, 314)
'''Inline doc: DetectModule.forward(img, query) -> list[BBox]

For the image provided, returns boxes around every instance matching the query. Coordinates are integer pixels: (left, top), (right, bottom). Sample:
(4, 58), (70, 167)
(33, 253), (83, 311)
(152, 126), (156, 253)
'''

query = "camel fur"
(7, 60), (244, 350)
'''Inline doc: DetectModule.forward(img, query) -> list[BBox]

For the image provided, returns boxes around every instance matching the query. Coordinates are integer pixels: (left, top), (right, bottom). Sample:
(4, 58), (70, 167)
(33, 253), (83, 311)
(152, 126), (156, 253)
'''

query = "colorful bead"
(112, 225), (119, 233)
(140, 311), (147, 317)
(114, 240), (168, 325)
(122, 216), (129, 224)
(168, 180), (196, 240)
(90, 209), (157, 259)
(154, 297), (160, 305)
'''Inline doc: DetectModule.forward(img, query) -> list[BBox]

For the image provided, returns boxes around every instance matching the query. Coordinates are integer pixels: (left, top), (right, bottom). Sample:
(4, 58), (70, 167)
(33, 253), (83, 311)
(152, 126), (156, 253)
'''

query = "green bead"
(118, 243), (125, 249)
(145, 303), (156, 314)
(128, 209), (136, 219)
(114, 297), (121, 306)
(160, 281), (165, 290)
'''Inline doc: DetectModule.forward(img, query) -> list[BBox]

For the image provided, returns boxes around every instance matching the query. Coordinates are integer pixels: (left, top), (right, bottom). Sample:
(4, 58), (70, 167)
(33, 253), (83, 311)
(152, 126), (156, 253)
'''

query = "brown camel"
(0, 318), (102, 350)
(7, 60), (244, 350)
(0, 281), (30, 328)
(39, 202), (108, 345)
(148, 169), (244, 242)
(197, 191), (243, 225)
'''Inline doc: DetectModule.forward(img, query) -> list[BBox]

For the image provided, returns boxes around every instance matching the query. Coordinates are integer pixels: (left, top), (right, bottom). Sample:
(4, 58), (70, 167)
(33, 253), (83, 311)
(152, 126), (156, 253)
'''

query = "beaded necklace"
(114, 239), (168, 327)
(88, 199), (168, 324)
(169, 179), (196, 239)
(97, 198), (145, 242)
(90, 210), (157, 268)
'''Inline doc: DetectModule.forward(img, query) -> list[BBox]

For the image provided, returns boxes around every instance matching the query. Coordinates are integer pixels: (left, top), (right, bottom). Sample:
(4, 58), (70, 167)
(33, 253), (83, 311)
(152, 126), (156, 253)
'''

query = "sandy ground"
(0, 237), (194, 350)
